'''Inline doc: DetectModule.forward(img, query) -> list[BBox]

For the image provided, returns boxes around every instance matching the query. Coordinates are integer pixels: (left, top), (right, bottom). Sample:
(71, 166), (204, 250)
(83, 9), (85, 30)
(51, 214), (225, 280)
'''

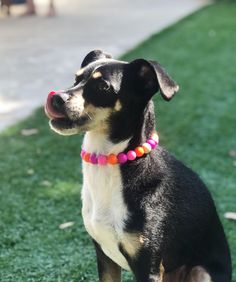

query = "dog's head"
(45, 50), (179, 136)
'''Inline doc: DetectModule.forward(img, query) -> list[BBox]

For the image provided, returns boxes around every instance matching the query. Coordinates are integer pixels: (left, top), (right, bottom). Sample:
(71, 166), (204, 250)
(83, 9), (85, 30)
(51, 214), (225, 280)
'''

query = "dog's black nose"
(51, 93), (69, 113)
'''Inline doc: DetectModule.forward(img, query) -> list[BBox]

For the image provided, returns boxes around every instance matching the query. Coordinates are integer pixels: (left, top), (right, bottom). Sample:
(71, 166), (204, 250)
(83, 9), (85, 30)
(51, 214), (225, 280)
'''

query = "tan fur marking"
(76, 68), (84, 76)
(114, 100), (122, 112)
(93, 71), (102, 79)
(121, 233), (142, 258)
(187, 266), (212, 282)
(159, 261), (165, 282)
(83, 104), (112, 133)
(139, 234), (149, 244)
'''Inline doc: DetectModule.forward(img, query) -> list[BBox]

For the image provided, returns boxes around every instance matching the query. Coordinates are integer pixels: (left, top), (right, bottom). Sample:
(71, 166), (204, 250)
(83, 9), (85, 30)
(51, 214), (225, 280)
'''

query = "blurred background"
(0, 0), (208, 130)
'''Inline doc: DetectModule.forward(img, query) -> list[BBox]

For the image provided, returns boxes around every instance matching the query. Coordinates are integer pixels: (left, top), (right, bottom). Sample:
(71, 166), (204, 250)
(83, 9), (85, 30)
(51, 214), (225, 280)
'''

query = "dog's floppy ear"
(130, 59), (179, 101)
(81, 50), (112, 68)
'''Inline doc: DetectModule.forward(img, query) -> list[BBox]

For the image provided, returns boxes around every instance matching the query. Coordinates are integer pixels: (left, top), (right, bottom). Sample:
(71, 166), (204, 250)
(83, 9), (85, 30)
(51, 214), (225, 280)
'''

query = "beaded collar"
(81, 132), (159, 165)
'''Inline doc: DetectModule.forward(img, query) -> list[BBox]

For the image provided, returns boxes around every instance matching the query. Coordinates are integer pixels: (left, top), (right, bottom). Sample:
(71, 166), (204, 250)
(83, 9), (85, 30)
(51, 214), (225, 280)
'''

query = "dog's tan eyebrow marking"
(92, 71), (102, 79)
(76, 68), (84, 76)
(114, 100), (122, 111)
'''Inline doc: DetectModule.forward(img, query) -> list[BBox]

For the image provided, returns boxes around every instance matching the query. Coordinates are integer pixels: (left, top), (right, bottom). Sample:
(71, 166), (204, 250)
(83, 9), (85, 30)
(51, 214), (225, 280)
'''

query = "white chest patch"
(81, 132), (130, 271)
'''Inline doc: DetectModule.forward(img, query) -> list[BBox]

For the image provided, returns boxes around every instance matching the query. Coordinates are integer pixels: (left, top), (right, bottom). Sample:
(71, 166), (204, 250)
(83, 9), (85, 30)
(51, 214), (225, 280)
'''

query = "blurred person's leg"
(46, 0), (56, 17)
(1, 0), (11, 15)
(21, 0), (36, 16)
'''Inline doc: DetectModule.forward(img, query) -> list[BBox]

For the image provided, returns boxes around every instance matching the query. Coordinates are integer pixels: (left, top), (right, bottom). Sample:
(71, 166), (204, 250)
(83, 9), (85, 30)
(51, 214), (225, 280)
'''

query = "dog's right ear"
(129, 59), (179, 101)
(81, 50), (112, 68)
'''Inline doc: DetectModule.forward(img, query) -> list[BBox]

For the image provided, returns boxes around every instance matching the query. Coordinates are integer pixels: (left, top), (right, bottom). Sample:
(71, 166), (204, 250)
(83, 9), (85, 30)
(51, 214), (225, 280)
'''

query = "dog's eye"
(98, 80), (110, 92)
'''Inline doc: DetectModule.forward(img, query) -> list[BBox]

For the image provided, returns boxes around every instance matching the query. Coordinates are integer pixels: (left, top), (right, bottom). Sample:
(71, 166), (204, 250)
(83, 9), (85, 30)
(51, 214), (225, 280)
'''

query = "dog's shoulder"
(121, 145), (209, 194)
(121, 146), (216, 230)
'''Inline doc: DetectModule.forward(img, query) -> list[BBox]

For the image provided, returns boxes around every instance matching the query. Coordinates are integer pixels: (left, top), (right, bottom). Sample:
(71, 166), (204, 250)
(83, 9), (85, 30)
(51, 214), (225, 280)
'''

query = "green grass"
(1, 3), (236, 281)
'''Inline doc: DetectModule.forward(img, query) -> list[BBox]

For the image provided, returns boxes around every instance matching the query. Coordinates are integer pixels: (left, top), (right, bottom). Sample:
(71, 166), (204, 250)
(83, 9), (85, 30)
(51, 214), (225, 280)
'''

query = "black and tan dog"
(45, 50), (232, 282)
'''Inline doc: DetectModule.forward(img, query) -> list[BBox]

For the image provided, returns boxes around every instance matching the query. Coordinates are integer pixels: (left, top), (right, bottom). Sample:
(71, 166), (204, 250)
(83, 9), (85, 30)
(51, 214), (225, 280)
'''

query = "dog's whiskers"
(84, 111), (93, 120)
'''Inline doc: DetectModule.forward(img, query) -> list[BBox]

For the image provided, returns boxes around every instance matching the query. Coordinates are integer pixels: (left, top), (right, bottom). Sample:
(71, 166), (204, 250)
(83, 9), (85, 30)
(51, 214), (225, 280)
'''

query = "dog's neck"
(125, 100), (156, 151)
(82, 101), (156, 155)
(83, 131), (130, 155)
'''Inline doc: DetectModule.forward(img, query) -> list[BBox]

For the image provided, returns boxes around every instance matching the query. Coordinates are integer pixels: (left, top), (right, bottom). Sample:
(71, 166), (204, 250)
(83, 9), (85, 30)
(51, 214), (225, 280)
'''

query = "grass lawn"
(1, 3), (236, 281)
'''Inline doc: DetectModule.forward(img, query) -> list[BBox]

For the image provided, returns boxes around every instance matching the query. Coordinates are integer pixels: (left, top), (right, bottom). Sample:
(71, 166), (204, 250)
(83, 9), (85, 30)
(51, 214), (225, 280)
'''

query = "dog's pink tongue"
(45, 91), (65, 119)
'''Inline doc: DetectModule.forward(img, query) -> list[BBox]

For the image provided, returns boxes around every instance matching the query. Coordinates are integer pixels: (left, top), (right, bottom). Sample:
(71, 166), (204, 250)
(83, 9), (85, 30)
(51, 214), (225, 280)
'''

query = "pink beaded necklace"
(81, 132), (159, 165)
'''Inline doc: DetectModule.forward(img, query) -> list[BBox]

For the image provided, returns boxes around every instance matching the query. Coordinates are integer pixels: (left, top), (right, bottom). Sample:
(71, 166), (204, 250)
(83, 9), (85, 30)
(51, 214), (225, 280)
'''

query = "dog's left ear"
(130, 59), (179, 101)
(81, 50), (112, 68)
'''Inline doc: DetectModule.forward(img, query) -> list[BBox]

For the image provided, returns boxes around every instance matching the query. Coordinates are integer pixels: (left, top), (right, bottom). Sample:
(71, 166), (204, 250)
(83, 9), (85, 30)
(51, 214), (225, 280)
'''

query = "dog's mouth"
(45, 91), (88, 134)
(45, 91), (66, 119)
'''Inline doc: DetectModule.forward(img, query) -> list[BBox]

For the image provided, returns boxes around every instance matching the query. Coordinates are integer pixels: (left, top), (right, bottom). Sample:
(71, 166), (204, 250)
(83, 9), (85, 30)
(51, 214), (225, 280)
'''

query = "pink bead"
(117, 153), (128, 164)
(151, 138), (158, 145)
(142, 143), (152, 153)
(147, 139), (157, 149)
(90, 153), (98, 164)
(127, 150), (137, 161)
(98, 154), (107, 165)
(80, 150), (86, 158)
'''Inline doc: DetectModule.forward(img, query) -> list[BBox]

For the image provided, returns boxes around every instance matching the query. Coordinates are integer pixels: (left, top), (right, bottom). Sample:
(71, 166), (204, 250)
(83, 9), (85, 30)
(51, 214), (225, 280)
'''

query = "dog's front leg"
(133, 262), (162, 282)
(133, 264), (163, 282)
(119, 243), (163, 282)
(134, 270), (164, 282)
(93, 240), (121, 282)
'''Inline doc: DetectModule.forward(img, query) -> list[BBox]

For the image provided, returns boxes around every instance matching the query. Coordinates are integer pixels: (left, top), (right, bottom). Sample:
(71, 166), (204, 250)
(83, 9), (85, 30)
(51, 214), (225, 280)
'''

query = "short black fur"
(47, 50), (232, 282)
